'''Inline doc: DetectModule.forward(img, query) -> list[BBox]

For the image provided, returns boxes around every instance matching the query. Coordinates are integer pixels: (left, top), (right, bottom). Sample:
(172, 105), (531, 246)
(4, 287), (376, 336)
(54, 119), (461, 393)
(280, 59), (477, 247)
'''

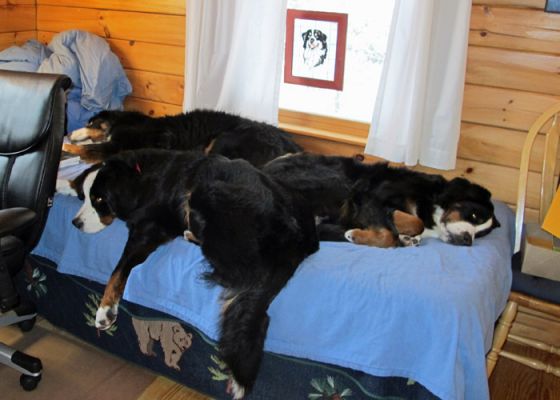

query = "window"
(280, 0), (395, 123)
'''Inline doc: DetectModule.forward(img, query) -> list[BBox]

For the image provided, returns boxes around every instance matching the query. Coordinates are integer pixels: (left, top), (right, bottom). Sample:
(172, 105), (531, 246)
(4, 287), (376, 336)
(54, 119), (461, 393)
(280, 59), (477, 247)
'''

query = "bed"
(17, 188), (514, 400)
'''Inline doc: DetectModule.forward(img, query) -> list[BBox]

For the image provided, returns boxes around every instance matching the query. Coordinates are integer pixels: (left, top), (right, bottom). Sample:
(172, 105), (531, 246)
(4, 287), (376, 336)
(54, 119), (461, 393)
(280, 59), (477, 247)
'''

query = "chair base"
(0, 301), (42, 390)
(0, 342), (42, 390)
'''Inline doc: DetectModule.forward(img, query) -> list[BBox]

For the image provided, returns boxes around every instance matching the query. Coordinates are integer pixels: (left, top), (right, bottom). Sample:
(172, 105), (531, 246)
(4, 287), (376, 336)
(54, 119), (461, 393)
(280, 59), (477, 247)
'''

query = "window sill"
(278, 109), (369, 147)
(278, 122), (367, 146)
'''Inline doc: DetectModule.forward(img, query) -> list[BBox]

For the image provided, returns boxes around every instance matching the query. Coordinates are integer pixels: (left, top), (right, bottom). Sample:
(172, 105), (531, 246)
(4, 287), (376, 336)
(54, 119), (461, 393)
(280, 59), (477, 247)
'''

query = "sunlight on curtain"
(184, 0), (287, 124)
(365, 0), (471, 170)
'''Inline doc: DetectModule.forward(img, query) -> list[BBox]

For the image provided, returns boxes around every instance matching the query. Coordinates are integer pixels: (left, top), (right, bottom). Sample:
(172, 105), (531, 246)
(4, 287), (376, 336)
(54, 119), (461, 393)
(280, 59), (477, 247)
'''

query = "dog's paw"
(344, 229), (356, 243)
(399, 234), (422, 247)
(95, 303), (119, 330)
(228, 377), (246, 400)
(56, 179), (77, 196)
(69, 127), (91, 142)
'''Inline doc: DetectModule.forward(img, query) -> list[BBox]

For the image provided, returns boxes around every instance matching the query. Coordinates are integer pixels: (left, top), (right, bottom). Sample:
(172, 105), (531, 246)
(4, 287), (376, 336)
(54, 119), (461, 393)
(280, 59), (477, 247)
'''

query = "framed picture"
(284, 9), (348, 90)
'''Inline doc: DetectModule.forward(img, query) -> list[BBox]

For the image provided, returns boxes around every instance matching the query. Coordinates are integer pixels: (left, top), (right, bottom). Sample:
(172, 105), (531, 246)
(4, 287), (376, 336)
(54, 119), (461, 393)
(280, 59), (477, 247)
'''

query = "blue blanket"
(33, 194), (514, 400)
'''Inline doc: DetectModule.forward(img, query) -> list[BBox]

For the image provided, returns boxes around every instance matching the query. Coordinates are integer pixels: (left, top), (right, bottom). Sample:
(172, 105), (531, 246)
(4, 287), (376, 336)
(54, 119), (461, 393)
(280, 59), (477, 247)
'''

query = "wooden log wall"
(0, 0), (36, 49)
(35, 0), (185, 116)
(3, 0), (559, 217)
(461, 0), (560, 218)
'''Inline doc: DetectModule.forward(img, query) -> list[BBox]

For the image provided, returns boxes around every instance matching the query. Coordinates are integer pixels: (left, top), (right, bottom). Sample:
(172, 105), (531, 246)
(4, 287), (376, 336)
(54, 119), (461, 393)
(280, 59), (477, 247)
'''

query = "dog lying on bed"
(64, 109), (302, 167)
(264, 153), (500, 247)
(67, 149), (318, 399)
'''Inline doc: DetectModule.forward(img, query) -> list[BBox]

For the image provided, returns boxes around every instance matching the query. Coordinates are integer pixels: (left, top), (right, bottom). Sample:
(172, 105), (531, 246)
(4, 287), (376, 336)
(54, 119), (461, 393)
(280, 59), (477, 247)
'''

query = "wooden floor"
(1, 317), (560, 399)
(489, 341), (560, 400)
(0, 318), (210, 400)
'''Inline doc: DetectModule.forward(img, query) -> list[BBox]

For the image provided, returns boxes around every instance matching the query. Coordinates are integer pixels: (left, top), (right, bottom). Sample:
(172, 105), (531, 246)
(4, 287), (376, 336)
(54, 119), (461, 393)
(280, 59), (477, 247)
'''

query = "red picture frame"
(284, 10), (348, 91)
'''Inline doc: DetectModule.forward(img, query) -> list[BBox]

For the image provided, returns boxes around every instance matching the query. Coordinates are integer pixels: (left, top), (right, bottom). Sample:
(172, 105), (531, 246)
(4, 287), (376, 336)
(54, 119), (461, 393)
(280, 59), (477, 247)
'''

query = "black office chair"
(0, 70), (70, 390)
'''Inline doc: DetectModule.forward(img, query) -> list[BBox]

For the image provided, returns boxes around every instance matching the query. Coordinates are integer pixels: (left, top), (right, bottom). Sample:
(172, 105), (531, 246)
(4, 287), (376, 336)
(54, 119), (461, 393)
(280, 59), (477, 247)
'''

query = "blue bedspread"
(33, 194), (514, 400)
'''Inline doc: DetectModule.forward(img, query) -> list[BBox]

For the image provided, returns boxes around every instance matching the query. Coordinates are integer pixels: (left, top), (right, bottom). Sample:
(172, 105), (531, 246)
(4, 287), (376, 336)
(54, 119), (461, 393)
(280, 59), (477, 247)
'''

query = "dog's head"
(71, 159), (141, 233)
(302, 29), (327, 50)
(68, 111), (118, 143)
(86, 110), (124, 134)
(434, 178), (500, 246)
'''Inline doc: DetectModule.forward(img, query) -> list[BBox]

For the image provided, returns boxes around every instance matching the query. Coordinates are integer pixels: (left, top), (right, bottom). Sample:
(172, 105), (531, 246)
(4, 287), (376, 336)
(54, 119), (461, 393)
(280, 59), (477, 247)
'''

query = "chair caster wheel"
(20, 373), (41, 391)
(18, 316), (36, 332)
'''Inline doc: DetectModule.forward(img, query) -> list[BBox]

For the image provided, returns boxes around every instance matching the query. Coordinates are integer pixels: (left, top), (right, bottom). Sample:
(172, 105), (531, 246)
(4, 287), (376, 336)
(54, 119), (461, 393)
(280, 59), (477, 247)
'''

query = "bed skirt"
(16, 255), (438, 400)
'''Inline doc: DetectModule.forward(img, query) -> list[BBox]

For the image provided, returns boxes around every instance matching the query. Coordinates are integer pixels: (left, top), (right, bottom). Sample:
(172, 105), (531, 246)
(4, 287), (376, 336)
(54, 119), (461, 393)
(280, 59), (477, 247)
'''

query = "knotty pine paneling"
(458, 123), (560, 173)
(0, 30), (35, 49)
(469, 5), (560, 55)
(123, 97), (182, 117)
(462, 84), (559, 132)
(472, 0), (545, 7)
(0, 0), (35, 47)
(36, 6), (184, 46)
(462, 2), (560, 220)
(466, 46), (560, 96)
(36, 0), (184, 15)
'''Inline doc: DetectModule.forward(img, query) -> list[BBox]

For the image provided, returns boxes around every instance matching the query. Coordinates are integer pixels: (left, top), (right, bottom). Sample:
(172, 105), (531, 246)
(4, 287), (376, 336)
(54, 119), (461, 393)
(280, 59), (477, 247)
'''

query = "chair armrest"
(0, 208), (37, 238)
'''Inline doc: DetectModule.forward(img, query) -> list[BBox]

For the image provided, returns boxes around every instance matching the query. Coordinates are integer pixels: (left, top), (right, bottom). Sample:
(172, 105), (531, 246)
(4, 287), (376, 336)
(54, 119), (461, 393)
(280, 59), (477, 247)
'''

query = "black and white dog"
(64, 109), (302, 168)
(264, 153), (501, 248)
(67, 149), (318, 399)
(302, 29), (328, 68)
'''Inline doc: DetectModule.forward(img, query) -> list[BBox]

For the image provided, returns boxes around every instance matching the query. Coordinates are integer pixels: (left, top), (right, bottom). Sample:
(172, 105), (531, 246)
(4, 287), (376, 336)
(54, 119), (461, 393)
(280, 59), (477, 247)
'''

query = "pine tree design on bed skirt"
(309, 376), (352, 400)
(25, 267), (47, 298)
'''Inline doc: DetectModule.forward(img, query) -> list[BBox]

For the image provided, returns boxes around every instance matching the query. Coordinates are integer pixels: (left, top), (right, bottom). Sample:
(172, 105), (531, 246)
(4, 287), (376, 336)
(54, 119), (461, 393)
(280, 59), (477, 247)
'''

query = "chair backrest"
(0, 70), (71, 251)
(514, 103), (560, 253)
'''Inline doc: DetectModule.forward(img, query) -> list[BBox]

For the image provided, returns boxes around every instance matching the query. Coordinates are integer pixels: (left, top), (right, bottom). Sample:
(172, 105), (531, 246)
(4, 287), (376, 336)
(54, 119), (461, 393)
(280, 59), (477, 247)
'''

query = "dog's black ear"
(438, 177), (493, 208)
(103, 158), (141, 181)
(70, 163), (103, 200)
(302, 29), (311, 45)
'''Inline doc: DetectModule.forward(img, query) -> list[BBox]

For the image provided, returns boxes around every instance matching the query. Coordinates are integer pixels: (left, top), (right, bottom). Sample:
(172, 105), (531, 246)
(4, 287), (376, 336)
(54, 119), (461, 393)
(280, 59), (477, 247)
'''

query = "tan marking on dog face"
(443, 210), (462, 223)
(88, 128), (108, 142)
(345, 227), (398, 248)
(393, 210), (424, 236)
(100, 215), (115, 226)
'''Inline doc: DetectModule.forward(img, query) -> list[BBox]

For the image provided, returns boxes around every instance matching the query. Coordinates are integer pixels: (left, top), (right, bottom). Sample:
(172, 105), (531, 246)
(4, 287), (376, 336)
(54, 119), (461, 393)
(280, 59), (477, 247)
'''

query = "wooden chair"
(486, 103), (560, 377)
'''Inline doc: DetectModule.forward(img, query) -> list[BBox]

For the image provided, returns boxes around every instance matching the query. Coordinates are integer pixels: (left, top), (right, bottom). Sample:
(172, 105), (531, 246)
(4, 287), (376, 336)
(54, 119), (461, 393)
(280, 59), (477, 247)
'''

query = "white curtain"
(365, 0), (472, 170)
(184, 0), (287, 125)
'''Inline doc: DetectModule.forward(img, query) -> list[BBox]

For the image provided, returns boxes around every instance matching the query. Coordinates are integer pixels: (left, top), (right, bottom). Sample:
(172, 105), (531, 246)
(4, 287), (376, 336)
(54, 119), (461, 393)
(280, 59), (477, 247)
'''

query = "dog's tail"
(219, 283), (284, 399)
(63, 142), (119, 163)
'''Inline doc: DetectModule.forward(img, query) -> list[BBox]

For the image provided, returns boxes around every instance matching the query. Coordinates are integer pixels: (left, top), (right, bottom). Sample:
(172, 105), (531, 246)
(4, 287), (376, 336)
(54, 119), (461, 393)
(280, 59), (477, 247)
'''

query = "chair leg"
(509, 333), (560, 356)
(500, 349), (560, 378)
(487, 300), (518, 377)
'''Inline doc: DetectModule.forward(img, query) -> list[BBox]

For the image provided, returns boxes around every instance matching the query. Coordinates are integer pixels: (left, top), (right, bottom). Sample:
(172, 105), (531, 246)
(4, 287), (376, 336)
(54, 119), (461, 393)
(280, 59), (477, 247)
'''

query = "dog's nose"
(458, 232), (473, 246)
(72, 218), (83, 230)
